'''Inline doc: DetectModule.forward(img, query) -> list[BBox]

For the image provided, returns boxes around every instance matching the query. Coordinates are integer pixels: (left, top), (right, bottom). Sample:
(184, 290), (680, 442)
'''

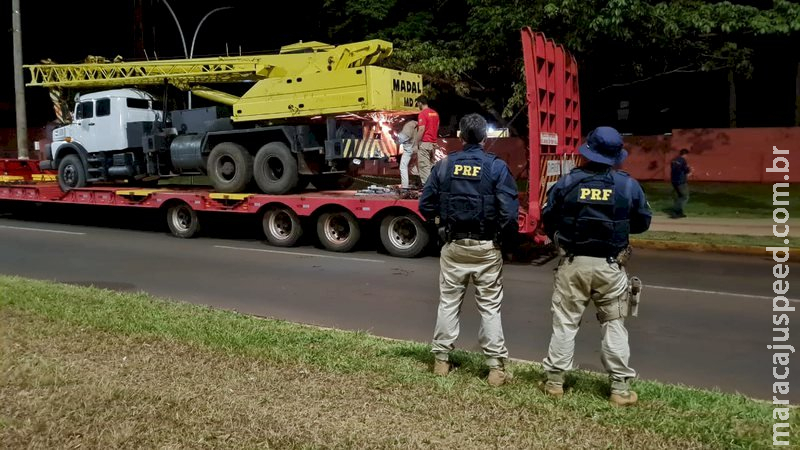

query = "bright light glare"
(366, 112), (403, 157)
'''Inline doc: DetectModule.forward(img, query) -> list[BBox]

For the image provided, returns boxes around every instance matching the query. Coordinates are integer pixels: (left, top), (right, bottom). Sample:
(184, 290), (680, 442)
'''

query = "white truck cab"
(51, 88), (162, 160)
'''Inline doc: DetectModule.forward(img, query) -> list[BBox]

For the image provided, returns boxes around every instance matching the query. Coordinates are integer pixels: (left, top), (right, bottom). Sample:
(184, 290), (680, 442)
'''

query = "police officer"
(419, 113), (519, 386)
(540, 126), (651, 406)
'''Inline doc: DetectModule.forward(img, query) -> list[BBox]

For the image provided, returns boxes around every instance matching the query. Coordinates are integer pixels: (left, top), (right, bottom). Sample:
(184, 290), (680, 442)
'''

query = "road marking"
(649, 284), (800, 303)
(0, 225), (86, 235)
(214, 245), (385, 263)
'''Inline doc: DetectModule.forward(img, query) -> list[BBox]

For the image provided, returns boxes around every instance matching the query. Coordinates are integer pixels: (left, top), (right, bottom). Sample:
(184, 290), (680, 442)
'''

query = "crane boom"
(24, 39), (393, 90)
(23, 38), (420, 121)
(26, 58), (274, 89)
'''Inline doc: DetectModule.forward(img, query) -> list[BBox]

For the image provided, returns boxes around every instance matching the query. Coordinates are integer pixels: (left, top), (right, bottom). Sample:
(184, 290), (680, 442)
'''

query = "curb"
(630, 239), (800, 261)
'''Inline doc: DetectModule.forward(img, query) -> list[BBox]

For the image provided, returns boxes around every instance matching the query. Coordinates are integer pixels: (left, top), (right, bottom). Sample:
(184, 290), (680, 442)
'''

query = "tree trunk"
(728, 69), (737, 128)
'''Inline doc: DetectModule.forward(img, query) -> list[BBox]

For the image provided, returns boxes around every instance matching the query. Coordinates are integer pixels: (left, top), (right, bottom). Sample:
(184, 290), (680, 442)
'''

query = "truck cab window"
(126, 98), (151, 110)
(96, 98), (111, 117)
(76, 101), (94, 120)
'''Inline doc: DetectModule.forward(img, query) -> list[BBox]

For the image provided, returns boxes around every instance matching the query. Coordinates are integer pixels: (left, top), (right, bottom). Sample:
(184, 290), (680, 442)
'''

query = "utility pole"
(12, 0), (28, 159)
(133, 0), (145, 59)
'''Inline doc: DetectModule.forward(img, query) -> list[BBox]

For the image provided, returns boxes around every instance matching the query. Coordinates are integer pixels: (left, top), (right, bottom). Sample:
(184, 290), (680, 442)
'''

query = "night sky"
(1, 0), (330, 126)
(2, 1), (798, 132)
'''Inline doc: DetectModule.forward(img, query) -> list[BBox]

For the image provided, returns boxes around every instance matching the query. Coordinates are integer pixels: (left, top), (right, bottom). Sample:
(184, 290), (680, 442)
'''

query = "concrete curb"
(630, 239), (800, 261)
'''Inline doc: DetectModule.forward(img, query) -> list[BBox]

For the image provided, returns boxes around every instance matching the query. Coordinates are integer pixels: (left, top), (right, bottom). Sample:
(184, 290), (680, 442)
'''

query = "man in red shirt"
(412, 96), (440, 186)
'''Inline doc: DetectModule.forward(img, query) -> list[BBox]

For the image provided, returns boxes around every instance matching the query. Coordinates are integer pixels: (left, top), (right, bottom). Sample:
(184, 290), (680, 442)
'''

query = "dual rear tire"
(207, 141), (298, 194)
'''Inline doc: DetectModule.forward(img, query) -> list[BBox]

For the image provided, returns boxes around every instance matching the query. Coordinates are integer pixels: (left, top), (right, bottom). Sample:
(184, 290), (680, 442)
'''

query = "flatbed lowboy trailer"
(0, 28), (582, 259)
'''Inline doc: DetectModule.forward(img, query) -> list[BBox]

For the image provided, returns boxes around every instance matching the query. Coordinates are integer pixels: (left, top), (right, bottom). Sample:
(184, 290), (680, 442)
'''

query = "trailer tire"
(317, 211), (360, 252)
(166, 203), (200, 238)
(380, 213), (429, 258)
(262, 206), (303, 247)
(253, 142), (298, 194)
(208, 142), (253, 193)
(58, 154), (87, 191)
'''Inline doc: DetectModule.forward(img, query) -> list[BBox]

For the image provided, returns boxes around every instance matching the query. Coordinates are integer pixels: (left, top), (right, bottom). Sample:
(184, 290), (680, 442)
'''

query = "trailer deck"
(0, 178), (431, 257)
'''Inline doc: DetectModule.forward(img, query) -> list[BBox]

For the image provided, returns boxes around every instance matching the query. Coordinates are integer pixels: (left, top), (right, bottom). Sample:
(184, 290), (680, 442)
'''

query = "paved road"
(0, 206), (796, 402)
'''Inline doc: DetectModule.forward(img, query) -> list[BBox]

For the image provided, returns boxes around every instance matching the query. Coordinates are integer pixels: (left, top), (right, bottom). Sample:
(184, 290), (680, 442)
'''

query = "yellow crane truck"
(25, 39), (423, 194)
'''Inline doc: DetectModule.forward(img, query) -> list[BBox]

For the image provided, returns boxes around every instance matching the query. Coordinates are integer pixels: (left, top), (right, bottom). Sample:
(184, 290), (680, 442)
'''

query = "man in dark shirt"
(419, 113), (519, 386)
(670, 149), (691, 218)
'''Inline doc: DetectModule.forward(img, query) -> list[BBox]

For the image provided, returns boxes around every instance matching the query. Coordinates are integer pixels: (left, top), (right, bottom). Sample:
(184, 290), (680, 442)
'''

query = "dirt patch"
(0, 309), (704, 449)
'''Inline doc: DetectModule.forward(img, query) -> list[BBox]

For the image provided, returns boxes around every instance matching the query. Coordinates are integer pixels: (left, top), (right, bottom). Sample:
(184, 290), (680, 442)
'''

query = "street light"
(158, 0), (233, 109)
(160, 0), (188, 59)
(190, 7), (234, 59)
(188, 7), (234, 109)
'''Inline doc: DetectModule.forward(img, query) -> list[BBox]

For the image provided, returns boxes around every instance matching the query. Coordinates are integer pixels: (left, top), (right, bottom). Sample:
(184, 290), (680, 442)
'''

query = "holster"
(628, 276), (642, 317)
(437, 226), (448, 245)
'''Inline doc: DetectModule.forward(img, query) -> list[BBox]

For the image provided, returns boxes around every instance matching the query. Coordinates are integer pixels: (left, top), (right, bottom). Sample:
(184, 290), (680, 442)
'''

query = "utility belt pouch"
(595, 292), (628, 323)
(616, 245), (632, 267)
(629, 276), (642, 317)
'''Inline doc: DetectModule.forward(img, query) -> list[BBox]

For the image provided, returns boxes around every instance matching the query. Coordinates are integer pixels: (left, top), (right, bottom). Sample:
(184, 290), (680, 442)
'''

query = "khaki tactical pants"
(417, 142), (435, 186)
(543, 255), (637, 391)
(432, 239), (508, 368)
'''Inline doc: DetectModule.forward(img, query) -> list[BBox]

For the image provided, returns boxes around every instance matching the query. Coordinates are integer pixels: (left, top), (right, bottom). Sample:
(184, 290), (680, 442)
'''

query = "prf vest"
(555, 168), (635, 256)
(437, 149), (500, 240)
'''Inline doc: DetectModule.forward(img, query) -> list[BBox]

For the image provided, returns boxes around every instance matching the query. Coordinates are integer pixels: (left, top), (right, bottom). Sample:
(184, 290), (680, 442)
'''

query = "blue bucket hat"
(579, 126), (628, 166)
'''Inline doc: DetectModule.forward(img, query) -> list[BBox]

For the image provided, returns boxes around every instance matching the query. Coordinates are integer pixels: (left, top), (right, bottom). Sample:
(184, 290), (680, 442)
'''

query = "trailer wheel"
(317, 211), (360, 252)
(262, 206), (303, 247)
(167, 203), (200, 238)
(208, 142), (253, 193)
(253, 142), (298, 194)
(58, 154), (87, 191)
(380, 213), (429, 258)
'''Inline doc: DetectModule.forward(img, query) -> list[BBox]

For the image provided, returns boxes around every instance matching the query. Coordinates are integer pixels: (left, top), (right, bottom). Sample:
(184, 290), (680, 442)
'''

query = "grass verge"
(1, 275), (794, 449)
(640, 182), (800, 219)
(634, 230), (780, 249)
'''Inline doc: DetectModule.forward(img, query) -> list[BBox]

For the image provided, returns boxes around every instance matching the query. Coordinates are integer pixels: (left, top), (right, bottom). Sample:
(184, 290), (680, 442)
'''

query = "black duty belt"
(450, 232), (494, 241)
(564, 248), (620, 260)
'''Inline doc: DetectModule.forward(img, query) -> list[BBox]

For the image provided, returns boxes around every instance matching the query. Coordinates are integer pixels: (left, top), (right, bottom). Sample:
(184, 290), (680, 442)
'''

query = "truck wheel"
(208, 142), (253, 193)
(380, 213), (429, 258)
(167, 203), (200, 238)
(253, 142), (299, 194)
(262, 206), (303, 247)
(57, 154), (87, 191)
(316, 211), (360, 252)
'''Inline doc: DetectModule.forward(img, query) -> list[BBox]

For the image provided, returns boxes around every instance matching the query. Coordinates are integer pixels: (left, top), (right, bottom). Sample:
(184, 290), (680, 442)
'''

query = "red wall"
(624, 127), (800, 183)
(0, 127), (49, 160)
